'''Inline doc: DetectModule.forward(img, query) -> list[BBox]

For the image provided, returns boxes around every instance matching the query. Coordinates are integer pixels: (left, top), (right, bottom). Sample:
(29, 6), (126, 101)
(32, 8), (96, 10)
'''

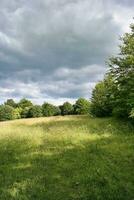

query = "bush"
(74, 98), (91, 115)
(28, 105), (42, 118)
(0, 105), (14, 121)
(112, 107), (128, 118)
(60, 102), (74, 115)
(42, 103), (58, 117)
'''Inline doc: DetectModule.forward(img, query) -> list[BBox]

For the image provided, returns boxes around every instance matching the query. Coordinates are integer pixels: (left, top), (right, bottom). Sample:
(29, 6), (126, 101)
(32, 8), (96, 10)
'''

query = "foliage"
(28, 105), (43, 118)
(129, 108), (134, 122)
(108, 23), (134, 118)
(91, 75), (114, 117)
(18, 98), (33, 109)
(91, 22), (134, 119)
(4, 99), (17, 108)
(60, 102), (74, 115)
(0, 105), (14, 121)
(74, 98), (91, 115)
(53, 106), (61, 116)
(12, 107), (22, 119)
(42, 103), (58, 117)
(21, 107), (31, 118)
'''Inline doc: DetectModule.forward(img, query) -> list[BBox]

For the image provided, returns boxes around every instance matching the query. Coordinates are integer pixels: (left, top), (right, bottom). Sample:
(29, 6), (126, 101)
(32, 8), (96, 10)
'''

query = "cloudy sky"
(0, 0), (133, 105)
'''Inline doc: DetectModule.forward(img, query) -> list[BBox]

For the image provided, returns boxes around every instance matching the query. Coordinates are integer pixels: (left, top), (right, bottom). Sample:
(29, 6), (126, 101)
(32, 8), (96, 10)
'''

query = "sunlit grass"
(0, 116), (134, 199)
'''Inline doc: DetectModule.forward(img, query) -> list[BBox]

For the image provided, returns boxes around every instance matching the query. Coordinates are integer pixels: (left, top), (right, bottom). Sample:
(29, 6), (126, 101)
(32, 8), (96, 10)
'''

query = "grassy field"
(0, 115), (134, 200)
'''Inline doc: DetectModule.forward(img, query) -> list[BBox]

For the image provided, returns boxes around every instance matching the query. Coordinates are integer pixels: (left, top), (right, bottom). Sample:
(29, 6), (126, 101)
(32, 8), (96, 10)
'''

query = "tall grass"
(0, 116), (134, 200)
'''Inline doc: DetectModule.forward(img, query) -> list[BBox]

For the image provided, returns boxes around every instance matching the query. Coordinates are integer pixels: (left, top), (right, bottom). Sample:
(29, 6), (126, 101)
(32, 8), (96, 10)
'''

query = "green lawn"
(0, 116), (134, 200)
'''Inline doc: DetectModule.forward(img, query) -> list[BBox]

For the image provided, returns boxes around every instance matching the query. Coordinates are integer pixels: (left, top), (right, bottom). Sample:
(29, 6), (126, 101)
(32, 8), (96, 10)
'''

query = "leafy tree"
(0, 105), (14, 121)
(90, 75), (114, 117)
(28, 105), (42, 118)
(74, 98), (91, 115)
(42, 103), (58, 117)
(60, 102), (74, 115)
(21, 107), (30, 118)
(53, 106), (61, 116)
(108, 23), (134, 118)
(12, 107), (22, 119)
(18, 98), (33, 109)
(4, 99), (16, 108)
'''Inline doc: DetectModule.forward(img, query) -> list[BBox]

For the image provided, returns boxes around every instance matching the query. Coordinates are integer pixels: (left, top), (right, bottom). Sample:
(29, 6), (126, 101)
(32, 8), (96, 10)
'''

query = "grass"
(0, 115), (134, 200)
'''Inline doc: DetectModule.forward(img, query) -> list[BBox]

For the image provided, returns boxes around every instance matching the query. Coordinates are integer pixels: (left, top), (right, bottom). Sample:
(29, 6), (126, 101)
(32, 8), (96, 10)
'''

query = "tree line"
(0, 22), (133, 122)
(0, 98), (91, 121)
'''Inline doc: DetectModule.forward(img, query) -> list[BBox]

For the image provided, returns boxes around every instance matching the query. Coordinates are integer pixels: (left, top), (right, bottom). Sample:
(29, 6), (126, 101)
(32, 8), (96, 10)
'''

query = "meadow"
(0, 115), (134, 200)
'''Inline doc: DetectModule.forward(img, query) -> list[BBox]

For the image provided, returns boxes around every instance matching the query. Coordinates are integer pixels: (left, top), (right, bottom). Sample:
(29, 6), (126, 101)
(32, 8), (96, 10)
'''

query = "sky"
(0, 0), (133, 105)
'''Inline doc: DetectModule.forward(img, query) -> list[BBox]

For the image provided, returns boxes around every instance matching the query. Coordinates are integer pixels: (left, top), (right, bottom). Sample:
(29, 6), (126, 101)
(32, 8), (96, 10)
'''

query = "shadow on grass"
(0, 131), (134, 200)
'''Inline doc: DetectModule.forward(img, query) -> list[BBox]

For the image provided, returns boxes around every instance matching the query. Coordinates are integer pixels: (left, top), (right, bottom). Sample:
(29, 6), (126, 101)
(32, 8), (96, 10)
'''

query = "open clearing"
(0, 116), (134, 200)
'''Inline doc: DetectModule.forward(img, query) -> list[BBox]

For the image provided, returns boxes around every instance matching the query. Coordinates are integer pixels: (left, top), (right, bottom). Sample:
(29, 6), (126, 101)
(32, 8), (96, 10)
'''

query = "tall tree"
(109, 23), (134, 117)
(4, 99), (16, 108)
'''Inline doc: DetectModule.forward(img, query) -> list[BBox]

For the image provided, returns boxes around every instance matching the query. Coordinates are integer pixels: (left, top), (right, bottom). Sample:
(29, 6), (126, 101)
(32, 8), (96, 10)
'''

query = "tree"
(28, 105), (42, 118)
(21, 107), (30, 118)
(4, 99), (16, 108)
(90, 75), (114, 117)
(74, 98), (91, 115)
(18, 98), (33, 109)
(53, 106), (61, 116)
(12, 107), (22, 119)
(60, 102), (74, 115)
(42, 103), (58, 117)
(0, 105), (14, 121)
(108, 23), (134, 118)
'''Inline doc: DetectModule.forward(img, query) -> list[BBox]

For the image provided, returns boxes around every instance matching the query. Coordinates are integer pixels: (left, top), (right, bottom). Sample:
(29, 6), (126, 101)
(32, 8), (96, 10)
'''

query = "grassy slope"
(0, 116), (134, 200)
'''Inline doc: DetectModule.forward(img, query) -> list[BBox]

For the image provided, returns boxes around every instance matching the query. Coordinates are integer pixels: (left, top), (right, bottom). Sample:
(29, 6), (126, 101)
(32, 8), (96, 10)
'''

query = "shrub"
(74, 98), (91, 115)
(28, 105), (42, 118)
(42, 103), (57, 117)
(0, 105), (14, 121)
(60, 102), (74, 115)
(112, 107), (129, 119)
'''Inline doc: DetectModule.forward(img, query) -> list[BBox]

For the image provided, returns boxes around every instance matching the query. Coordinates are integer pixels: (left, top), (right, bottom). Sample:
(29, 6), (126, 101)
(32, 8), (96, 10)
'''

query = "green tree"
(109, 23), (134, 118)
(28, 105), (42, 118)
(18, 98), (33, 109)
(42, 103), (57, 117)
(4, 99), (16, 108)
(74, 98), (91, 115)
(90, 75), (114, 117)
(21, 107), (30, 118)
(12, 107), (22, 119)
(60, 102), (74, 115)
(0, 105), (14, 121)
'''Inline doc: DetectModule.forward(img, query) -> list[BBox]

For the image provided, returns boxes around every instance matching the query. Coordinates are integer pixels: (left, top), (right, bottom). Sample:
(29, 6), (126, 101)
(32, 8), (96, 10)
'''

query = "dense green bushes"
(0, 98), (91, 121)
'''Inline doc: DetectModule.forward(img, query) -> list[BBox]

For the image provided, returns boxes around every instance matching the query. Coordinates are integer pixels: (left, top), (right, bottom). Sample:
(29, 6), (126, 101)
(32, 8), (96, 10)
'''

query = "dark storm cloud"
(0, 0), (133, 104)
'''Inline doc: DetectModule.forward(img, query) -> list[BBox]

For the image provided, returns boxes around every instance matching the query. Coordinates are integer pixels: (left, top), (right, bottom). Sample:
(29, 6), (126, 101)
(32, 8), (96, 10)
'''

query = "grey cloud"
(0, 0), (133, 104)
